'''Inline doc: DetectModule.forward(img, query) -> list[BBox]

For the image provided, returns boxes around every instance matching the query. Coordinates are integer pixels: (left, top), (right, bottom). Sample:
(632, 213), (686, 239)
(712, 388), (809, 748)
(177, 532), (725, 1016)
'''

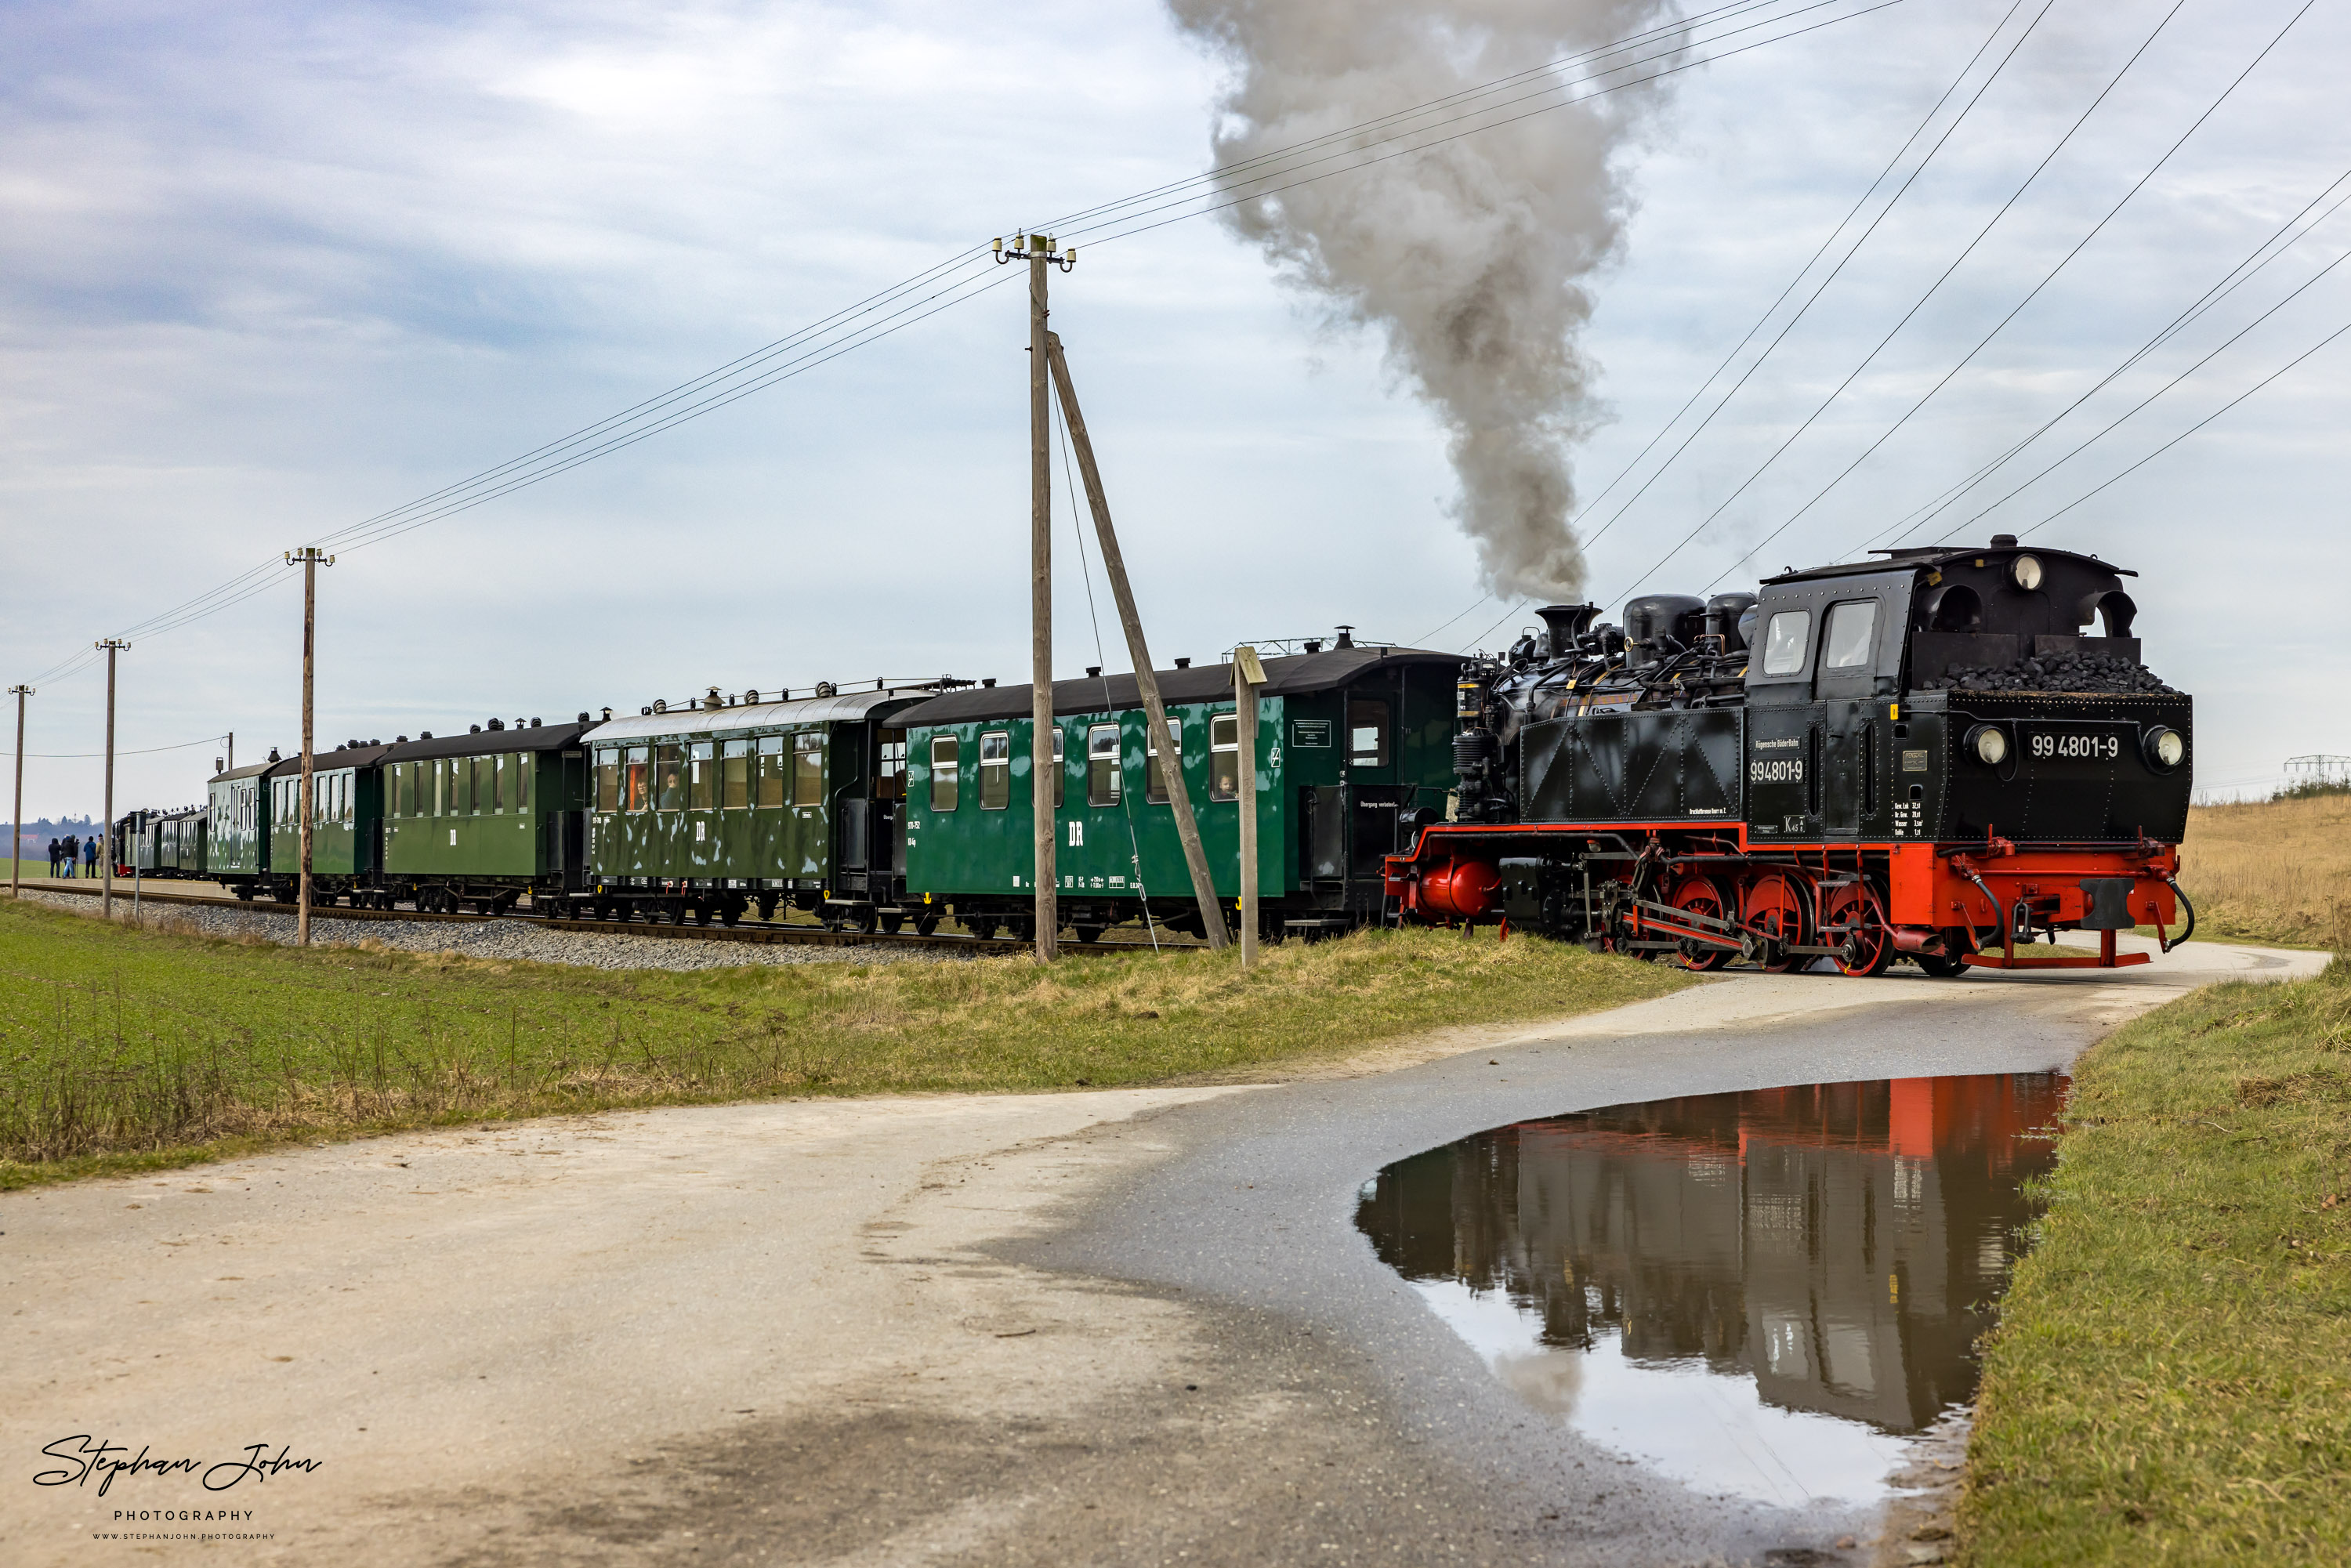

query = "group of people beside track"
(42, 835), (97, 878)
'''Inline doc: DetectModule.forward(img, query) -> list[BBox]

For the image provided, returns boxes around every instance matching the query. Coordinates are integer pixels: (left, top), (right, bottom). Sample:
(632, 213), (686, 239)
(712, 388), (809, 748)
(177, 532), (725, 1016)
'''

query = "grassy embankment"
(2175, 792), (2351, 950)
(1962, 958), (2351, 1565)
(0, 897), (1688, 1188)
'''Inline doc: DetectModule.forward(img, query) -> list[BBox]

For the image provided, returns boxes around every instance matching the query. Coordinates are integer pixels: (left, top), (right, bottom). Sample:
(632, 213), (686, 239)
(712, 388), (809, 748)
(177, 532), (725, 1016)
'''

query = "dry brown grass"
(2179, 794), (2351, 950)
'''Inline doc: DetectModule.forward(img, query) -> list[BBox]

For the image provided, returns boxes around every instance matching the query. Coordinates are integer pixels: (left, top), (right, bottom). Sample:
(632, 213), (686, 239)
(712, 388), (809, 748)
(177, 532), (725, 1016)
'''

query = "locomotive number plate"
(2021, 723), (2129, 764)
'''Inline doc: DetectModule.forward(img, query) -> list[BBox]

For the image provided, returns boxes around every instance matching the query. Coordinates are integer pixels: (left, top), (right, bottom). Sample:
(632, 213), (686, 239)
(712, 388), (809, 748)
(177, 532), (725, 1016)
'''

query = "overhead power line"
(1696, 0), (2315, 589)
(1607, 0), (2192, 609)
(23, 0), (1911, 691)
(1832, 162), (2351, 556)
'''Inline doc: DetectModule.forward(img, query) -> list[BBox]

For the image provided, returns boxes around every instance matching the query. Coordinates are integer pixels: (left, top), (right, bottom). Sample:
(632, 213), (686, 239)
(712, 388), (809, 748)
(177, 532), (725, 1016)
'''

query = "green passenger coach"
(206, 756), (280, 899)
(262, 743), (392, 904)
(891, 643), (1462, 942)
(380, 719), (596, 914)
(565, 686), (940, 929)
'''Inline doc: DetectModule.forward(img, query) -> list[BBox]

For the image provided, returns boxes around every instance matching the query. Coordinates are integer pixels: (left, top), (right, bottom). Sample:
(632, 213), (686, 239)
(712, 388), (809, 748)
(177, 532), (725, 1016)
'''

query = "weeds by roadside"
(0, 897), (1689, 1186)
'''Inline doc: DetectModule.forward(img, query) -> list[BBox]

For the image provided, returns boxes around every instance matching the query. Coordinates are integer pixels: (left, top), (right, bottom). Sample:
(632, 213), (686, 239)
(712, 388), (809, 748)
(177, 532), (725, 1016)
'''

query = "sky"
(3, 0), (2346, 818)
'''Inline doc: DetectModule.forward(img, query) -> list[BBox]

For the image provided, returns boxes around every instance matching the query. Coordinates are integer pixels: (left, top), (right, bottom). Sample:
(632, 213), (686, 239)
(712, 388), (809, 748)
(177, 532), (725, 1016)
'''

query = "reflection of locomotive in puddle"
(1356, 1074), (2064, 1433)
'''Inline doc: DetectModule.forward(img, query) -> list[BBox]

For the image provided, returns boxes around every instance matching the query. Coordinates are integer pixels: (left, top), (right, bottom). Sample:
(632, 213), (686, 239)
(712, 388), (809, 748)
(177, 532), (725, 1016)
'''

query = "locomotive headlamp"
(2008, 553), (2044, 591)
(1968, 723), (2009, 766)
(2143, 725), (2186, 771)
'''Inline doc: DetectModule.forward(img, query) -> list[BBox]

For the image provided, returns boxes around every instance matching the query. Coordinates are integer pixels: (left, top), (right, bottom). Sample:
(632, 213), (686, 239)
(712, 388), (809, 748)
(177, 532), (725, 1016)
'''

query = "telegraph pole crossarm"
(95, 643), (128, 920)
(7, 684), (31, 899)
(1043, 331), (1227, 951)
(285, 549), (335, 947)
(997, 232), (1074, 962)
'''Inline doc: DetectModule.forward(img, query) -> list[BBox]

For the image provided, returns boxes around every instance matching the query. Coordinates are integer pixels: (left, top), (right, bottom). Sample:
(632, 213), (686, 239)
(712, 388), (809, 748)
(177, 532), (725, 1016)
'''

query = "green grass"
(1962, 958), (2351, 1566)
(0, 897), (1689, 1187)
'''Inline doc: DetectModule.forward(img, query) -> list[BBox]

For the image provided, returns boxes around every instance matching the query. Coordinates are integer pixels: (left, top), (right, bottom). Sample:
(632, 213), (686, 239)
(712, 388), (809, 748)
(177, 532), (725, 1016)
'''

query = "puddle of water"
(1356, 1074), (2064, 1507)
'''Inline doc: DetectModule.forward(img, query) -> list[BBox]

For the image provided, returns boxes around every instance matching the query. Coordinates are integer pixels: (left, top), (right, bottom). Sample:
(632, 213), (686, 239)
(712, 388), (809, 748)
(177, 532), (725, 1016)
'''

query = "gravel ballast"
(20, 889), (973, 971)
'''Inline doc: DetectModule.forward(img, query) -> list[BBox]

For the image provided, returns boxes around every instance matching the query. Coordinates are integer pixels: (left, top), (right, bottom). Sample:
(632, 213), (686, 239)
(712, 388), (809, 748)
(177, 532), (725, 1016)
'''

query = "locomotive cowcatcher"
(1385, 536), (2194, 974)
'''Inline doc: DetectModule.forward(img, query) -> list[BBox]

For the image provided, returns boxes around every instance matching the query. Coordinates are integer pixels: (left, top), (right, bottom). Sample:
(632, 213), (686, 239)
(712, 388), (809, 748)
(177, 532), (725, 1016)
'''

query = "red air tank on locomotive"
(1386, 536), (2193, 975)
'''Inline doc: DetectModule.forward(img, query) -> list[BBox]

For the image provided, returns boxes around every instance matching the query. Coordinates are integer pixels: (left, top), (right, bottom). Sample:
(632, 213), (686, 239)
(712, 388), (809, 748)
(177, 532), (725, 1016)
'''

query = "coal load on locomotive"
(1386, 534), (2194, 975)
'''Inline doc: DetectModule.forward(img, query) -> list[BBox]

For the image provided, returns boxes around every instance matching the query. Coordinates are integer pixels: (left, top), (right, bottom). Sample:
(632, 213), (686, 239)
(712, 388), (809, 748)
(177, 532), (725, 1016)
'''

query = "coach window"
(514, 754), (530, 810)
(1210, 713), (1239, 801)
(656, 743), (686, 811)
(722, 740), (750, 809)
(1088, 724), (1121, 806)
(1348, 699), (1389, 770)
(625, 746), (651, 813)
(339, 773), (352, 823)
(755, 736), (785, 807)
(1822, 600), (1878, 670)
(878, 730), (907, 800)
(1760, 610), (1811, 676)
(1052, 727), (1066, 809)
(595, 750), (619, 813)
(1145, 719), (1182, 803)
(688, 741), (716, 810)
(930, 736), (960, 812)
(463, 757), (482, 815)
(792, 733), (824, 807)
(491, 754), (506, 812)
(978, 731), (1010, 809)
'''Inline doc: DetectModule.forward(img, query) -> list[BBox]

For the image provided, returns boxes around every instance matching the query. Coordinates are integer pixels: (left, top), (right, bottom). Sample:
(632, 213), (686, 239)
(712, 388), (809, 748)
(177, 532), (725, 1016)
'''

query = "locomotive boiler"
(1385, 536), (2193, 974)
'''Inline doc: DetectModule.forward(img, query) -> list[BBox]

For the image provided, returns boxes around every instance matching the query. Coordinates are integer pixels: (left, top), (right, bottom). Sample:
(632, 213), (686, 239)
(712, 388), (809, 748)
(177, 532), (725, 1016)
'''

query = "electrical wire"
(1054, 371), (1162, 951)
(2016, 314), (2351, 537)
(1697, 0), (2315, 588)
(1606, 0), (2190, 607)
(1570, 0), (2041, 558)
(1842, 163), (2351, 554)
(22, 0), (1918, 684)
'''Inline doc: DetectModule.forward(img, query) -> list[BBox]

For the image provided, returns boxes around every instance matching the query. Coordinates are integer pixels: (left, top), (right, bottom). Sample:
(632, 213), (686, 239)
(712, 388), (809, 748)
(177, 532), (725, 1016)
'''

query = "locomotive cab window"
(1088, 724), (1121, 806)
(978, 731), (1011, 809)
(1760, 610), (1812, 676)
(595, 750), (620, 813)
(929, 736), (959, 812)
(792, 733), (824, 807)
(1145, 719), (1182, 804)
(721, 740), (750, 809)
(1348, 699), (1388, 770)
(625, 746), (650, 813)
(1822, 600), (1879, 671)
(1210, 714), (1239, 801)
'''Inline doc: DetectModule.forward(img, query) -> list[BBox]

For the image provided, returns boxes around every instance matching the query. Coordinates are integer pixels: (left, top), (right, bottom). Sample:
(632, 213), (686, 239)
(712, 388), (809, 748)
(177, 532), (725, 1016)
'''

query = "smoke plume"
(1168, 0), (1678, 603)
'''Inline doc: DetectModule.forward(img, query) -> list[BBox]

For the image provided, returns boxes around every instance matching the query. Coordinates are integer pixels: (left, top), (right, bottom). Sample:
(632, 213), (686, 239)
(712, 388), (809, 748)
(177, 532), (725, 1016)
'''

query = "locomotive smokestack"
(1167, 0), (1678, 602)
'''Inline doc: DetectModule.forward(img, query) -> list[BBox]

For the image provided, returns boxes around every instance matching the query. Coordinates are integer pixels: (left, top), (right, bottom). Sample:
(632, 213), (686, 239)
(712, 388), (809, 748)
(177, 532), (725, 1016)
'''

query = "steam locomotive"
(1383, 535), (2193, 973)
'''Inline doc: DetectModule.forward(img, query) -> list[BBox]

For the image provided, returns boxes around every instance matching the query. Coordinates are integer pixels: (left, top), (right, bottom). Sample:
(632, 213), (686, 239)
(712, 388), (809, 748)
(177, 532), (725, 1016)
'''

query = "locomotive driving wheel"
(1668, 877), (1734, 972)
(1742, 873), (1811, 973)
(1820, 882), (1893, 977)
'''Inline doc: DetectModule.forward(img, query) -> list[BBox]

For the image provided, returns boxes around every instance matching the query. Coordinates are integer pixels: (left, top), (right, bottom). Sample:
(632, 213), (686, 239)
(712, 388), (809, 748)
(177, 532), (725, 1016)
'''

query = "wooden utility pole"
(97, 641), (128, 920)
(287, 549), (334, 947)
(998, 233), (1072, 961)
(1044, 332), (1227, 951)
(1234, 645), (1265, 968)
(7, 684), (29, 897)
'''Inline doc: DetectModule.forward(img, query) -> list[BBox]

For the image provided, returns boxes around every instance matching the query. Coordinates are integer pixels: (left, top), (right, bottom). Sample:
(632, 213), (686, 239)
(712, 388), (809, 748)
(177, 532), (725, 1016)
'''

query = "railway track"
(14, 878), (1183, 957)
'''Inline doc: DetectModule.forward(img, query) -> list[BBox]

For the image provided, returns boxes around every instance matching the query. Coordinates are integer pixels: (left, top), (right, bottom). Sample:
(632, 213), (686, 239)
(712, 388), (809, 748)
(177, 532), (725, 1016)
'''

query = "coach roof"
(893, 646), (1461, 727)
